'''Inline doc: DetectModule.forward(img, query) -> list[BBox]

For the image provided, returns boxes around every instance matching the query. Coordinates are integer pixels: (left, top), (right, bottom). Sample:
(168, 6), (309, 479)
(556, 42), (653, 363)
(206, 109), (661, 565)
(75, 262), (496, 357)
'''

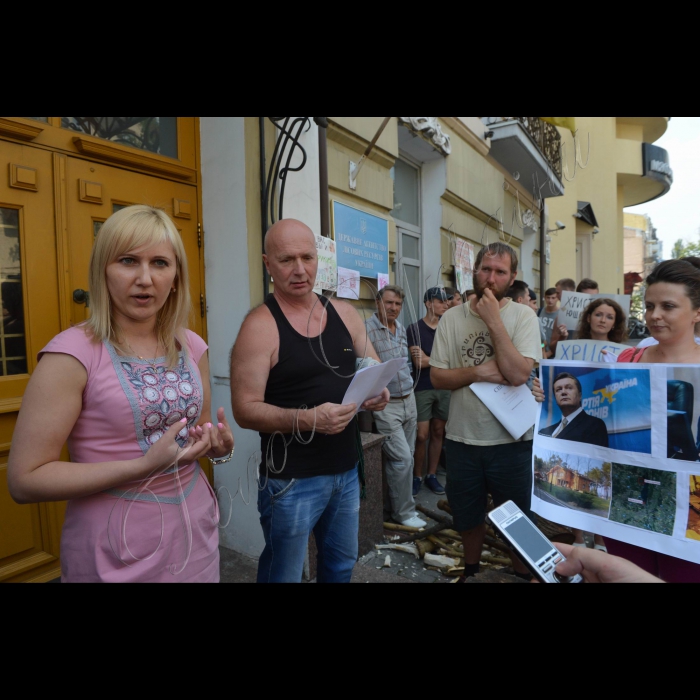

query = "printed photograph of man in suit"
(540, 373), (610, 448)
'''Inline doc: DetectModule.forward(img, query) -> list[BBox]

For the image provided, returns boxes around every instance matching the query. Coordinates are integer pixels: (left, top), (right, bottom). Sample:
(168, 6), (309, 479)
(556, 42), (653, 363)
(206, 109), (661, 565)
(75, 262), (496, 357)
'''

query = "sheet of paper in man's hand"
(343, 358), (407, 414)
(471, 382), (539, 440)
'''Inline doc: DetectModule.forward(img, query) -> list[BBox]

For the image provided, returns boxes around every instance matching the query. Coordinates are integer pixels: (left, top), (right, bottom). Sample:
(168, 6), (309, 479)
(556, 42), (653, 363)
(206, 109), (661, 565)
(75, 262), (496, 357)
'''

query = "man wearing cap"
(366, 285), (425, 529)
(408, 288), (451, 497)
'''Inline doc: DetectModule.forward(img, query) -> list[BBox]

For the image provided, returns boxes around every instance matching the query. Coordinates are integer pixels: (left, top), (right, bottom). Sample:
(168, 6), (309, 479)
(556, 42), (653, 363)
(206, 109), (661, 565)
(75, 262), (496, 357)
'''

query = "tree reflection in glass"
(62, 117), (178, 158)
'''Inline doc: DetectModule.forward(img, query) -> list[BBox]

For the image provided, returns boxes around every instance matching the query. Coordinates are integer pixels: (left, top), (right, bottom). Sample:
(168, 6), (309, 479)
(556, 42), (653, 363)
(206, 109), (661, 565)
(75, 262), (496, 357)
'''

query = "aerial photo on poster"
(534, 449), (612, 519)
(609, 464), (677, 536)
(539, 365), (652, 454)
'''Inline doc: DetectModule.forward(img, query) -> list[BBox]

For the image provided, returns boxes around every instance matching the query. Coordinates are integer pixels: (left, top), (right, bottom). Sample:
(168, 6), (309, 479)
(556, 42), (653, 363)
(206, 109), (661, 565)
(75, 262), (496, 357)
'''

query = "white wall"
(200, 117), (265, 557)
(280, 119), (321, 232)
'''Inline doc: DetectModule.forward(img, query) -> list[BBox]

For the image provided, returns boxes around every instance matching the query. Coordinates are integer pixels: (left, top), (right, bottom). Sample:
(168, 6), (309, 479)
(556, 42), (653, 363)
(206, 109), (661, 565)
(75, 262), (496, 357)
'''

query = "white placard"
(337, 267), (360, 300)
(555, 340), (629, 363)
(378, 273), (390, 291)
(471, 382), (539, 440)
(314, 235), (337, 295)
(533, 360), (700, 566)
(342, 358), (407, 414)
(454, 239), (475, 294)
(558, 292), (632, 332)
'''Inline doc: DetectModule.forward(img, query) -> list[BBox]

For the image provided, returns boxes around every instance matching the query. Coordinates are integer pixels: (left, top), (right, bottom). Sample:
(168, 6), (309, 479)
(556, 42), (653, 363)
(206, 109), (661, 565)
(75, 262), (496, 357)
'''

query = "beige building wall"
(547, 117), (670, 295)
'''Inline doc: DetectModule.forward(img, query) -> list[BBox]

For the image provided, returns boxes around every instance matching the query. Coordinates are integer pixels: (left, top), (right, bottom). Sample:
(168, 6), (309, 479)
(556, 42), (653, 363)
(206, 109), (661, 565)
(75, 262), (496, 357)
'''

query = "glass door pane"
(0, 208), (27, 376)
(391, 159), (420, 227)
(401, 263), (421, 327)
(61, 117), (178, 158)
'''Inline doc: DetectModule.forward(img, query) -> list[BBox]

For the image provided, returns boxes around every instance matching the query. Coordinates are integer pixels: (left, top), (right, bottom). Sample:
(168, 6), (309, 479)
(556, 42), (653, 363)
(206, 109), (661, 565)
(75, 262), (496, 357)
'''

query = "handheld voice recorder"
(488, 502), (584, 585)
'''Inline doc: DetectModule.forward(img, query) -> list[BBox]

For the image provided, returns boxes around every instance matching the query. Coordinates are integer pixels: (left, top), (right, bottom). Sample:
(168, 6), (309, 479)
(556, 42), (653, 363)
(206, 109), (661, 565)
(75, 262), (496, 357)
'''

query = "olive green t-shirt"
(430, 300), (542, 446)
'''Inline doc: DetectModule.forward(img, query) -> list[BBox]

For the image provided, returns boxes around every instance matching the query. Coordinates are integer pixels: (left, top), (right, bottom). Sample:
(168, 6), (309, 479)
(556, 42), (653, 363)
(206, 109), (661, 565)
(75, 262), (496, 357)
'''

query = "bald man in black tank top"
(231, 220), (389, 584)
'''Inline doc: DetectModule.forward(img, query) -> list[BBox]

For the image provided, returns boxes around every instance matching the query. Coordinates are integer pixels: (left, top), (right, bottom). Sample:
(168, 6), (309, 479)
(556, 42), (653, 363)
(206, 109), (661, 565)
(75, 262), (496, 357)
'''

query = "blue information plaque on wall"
(332, 201), (389, 278)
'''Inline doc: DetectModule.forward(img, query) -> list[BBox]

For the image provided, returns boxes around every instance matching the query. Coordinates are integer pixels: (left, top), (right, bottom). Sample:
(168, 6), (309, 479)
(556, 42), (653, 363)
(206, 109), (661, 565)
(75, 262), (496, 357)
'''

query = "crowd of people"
(9, 206), (699, 584)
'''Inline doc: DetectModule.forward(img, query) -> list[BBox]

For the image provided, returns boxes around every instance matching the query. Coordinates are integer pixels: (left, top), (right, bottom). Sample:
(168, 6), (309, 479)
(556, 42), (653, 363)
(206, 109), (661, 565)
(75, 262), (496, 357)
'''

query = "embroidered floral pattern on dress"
(106, 345), (203, 456)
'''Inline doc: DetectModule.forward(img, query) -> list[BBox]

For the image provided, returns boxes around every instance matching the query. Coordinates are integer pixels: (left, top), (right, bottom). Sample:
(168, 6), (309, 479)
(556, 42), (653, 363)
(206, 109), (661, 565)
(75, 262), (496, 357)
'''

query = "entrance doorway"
(391, 158), (422, 327)
(0, 117), (205, 582)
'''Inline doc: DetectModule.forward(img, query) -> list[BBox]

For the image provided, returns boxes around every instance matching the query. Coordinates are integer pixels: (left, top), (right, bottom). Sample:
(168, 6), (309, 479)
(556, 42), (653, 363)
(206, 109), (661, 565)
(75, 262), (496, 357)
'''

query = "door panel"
(0, 139), (206, 582)
(64, 158), (203, 336)
(0, 142), (63, 582)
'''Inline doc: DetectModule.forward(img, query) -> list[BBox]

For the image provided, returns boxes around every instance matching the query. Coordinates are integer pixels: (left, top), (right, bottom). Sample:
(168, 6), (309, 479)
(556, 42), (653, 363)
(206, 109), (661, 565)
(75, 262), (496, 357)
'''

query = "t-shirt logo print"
(462, 336), (495, 366)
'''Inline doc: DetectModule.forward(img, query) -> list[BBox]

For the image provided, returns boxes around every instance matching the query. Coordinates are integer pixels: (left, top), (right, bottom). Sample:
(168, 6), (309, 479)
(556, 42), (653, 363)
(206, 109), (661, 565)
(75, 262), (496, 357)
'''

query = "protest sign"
(378, 273), (390, 291)
(314, 235), (337, 295)
(454, 239), (475, 293)
(555, 339), (629, 363)
(337, 267), (360, 300)
(533, 360), (700, 565)
(558, 292), (631, 332)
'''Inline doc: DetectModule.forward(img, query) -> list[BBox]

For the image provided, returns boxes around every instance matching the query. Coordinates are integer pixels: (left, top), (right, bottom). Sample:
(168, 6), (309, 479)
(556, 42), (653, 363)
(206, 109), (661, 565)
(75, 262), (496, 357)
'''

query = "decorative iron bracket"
(259, 117), (328, 296)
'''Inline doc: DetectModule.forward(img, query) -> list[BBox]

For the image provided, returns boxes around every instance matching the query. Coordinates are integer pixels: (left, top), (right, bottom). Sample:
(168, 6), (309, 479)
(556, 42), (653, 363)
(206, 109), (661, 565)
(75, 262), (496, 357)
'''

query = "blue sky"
(626, 117), (700, 257)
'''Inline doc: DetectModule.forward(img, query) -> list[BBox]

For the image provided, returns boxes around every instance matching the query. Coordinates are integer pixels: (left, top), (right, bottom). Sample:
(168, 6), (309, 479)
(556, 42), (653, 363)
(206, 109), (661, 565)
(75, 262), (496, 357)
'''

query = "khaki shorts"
(415, 389), (451, 423)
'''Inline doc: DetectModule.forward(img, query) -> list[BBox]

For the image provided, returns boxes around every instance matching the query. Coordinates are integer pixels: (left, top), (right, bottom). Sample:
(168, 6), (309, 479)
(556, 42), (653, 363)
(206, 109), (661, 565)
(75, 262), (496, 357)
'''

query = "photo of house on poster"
(667, 367), (700, 463)
(534, 449), (612, 519)
(538, 365), (652, 454)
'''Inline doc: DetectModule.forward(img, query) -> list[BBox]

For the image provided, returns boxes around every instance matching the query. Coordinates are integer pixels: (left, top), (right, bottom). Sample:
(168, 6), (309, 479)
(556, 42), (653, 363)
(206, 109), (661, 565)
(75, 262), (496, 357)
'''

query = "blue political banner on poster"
(539, 364), (652, 454)
(333, 201), (389, 278)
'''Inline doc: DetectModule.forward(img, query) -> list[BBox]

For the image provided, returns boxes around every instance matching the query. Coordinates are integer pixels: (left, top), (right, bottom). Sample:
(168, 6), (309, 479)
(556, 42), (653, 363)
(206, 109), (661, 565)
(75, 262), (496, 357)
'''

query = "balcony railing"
(485, 117), (563, 182)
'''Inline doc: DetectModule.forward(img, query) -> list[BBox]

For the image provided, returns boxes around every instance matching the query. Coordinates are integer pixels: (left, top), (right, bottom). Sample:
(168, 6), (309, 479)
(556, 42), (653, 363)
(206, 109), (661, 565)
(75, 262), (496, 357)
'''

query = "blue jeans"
(257, 467), (360, 584)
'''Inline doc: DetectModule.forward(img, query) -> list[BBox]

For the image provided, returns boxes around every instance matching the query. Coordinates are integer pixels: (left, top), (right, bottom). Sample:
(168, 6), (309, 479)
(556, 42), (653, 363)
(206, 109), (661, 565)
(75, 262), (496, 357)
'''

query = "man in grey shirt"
(366, 285), (425, 529)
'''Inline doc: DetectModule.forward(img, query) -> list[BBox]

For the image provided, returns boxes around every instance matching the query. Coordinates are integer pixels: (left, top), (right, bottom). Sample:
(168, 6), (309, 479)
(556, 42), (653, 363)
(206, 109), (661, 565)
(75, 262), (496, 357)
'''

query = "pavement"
(219, 470), (524, 584)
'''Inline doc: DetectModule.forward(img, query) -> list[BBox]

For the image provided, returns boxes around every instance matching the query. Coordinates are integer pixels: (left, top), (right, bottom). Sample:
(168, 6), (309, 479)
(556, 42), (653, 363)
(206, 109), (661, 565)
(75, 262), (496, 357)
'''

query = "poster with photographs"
(533, 360), (700, 565)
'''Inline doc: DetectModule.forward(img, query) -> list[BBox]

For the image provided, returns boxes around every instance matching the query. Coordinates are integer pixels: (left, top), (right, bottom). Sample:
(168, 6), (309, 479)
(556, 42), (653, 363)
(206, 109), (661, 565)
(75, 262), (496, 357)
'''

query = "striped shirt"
(366, 313), (414, 398)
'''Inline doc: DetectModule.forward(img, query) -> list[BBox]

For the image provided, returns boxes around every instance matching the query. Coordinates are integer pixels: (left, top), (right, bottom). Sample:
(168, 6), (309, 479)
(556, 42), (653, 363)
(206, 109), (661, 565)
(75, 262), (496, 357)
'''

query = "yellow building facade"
(547, 117), (671, 294)
(0, 116), (672, 578)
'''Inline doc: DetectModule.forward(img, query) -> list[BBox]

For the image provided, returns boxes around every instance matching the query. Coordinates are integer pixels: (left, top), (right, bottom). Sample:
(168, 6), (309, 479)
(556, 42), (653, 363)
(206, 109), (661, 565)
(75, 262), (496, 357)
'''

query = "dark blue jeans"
(257, 467), (360, 584)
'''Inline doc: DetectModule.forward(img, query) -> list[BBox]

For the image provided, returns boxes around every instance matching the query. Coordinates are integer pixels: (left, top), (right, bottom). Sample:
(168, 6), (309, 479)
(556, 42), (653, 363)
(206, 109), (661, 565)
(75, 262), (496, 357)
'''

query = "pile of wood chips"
(377, 500), (574, 581)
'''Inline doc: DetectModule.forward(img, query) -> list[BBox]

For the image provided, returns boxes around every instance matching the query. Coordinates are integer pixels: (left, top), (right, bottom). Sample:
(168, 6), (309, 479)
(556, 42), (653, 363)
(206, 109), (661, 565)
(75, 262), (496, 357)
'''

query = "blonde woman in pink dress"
(8, 206), (234, 583)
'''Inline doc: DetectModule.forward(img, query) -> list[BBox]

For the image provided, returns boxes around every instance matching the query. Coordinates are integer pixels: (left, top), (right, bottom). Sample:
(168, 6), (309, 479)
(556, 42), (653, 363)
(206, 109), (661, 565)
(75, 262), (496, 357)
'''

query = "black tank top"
(261, 294), (357, 479)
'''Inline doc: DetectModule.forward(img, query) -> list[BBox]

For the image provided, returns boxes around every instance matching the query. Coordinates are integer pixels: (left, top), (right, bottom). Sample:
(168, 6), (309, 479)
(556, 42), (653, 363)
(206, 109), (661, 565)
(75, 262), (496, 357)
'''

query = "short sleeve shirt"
(539, 310), (559, 351)
(366, 314), (414, 397)
(430, 301), (542, 446)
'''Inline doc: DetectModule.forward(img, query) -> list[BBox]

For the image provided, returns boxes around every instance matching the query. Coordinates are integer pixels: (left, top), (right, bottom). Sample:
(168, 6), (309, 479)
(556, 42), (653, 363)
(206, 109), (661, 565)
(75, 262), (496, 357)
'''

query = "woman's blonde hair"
(86, 205), (192, 367)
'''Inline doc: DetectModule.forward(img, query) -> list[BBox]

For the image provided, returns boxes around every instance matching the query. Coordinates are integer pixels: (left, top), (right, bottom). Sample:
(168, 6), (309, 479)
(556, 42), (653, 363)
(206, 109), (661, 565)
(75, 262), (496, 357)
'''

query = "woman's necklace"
(125, 338), (161, 371)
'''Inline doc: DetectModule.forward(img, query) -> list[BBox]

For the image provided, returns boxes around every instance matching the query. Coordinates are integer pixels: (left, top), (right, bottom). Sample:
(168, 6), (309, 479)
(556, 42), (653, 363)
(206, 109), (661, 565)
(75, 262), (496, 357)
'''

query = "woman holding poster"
(610, 259), (700, 582)
(535, 258), (700, 582)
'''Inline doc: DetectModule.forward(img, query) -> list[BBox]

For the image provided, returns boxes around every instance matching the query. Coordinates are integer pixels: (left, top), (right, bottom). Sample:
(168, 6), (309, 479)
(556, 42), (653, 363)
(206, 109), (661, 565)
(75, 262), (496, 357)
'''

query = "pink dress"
(41, 326), (220, 583)
(608, 346), (700, 583)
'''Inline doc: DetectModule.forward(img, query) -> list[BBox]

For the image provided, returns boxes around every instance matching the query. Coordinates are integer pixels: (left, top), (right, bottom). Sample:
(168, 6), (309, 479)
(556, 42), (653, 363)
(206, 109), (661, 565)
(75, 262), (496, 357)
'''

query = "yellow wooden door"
(0, 143), (66, 583)
(0, 141), (208, 583)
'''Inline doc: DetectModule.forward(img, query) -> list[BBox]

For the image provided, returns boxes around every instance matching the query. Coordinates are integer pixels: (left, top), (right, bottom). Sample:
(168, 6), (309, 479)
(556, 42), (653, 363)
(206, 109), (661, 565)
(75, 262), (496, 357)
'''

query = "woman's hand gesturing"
(142, 419), (214, 477)
(194, 407), (235, 460)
